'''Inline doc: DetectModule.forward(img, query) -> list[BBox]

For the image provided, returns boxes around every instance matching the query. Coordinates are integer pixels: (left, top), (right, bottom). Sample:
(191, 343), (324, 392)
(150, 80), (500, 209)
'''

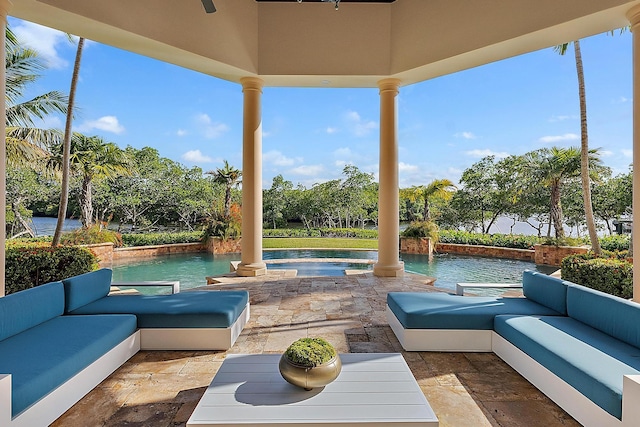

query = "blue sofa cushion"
(494, 314), (640, 420)
(67, 291), (249, 328)
(567, 284), (640, 349)
(0, 314), (137, 417)
(522, 270), (568, 315)
(387, 292), (562, 330)
(0, 282), (64, 341)
(62, 269), (112, 313)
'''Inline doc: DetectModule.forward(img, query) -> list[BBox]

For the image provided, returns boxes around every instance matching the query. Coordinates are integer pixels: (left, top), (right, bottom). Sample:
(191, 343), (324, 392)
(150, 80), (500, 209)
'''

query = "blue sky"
(11, 17), (634, 189)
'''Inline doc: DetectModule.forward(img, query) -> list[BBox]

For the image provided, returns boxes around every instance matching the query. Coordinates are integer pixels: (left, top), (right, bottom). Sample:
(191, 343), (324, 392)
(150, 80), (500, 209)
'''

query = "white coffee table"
(187, 353), (438, 426)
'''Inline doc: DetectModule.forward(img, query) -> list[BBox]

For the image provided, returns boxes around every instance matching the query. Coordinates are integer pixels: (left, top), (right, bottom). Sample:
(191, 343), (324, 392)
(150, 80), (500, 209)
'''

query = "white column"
(373, 78), (404, 277)
(628, 5), (640, 302)
(0, 0), (11, 297)
(237, 77), (267, 277)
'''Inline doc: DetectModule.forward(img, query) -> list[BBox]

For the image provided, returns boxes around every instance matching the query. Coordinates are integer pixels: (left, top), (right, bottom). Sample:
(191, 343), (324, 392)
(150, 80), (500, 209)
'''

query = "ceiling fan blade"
(201, 0), (216, 13)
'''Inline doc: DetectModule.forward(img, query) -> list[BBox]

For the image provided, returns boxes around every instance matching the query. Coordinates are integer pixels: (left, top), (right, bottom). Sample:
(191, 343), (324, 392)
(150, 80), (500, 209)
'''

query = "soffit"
(9, 0), (640, 87)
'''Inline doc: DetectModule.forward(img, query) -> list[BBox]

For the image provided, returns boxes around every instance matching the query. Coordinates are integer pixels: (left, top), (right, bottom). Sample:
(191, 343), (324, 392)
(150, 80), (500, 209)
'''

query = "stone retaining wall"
(435, 243), (535, 261)
(400, 237), (434, 258)
(206, 237), (242, 254)
(533, 244), (589, 266)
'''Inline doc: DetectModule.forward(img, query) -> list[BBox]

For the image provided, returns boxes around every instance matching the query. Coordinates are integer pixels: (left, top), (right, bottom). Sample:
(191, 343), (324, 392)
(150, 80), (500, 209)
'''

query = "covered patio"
(1, 1), (640, 426)
(51, 271), (579, 427)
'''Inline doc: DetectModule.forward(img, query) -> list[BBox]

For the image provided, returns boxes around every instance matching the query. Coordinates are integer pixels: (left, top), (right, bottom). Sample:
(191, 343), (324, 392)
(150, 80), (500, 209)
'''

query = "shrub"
(262, 228), (378, 239)
(561, 253), (633, 299)
(438, 230), (540, 249)
(122, 231), (204, 247)
(600, 235), (631, 252)
(60, 225), (123, 247)
(5, 244), (98, 294)
(402, 221), (439, 243)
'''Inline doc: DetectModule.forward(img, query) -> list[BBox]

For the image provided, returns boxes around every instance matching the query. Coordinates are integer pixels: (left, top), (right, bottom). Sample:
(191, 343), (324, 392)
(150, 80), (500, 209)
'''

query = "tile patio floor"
(51, 271), (580, 427)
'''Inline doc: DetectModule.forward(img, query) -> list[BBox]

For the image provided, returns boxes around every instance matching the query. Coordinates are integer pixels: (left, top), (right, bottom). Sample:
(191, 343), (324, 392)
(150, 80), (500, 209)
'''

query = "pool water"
(111, 250), (554, 294)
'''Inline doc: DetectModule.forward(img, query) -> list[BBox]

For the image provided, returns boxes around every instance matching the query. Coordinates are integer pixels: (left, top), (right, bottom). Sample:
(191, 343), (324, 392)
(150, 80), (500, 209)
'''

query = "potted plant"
(400, 220), (438, 257)
(279, 337), (342, 390)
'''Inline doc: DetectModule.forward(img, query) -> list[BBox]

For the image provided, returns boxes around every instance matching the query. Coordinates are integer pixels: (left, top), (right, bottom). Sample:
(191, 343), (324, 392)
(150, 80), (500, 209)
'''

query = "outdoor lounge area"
(44, 270), (581, 427)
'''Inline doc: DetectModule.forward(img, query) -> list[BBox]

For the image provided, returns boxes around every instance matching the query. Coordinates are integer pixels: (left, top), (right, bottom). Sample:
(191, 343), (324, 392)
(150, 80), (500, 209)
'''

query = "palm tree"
(49, 134), (131, 228)
(207, 160), (242, 218)
(52, 35), (84, 246)
(529, 147), (601, 239)
(400, 179), (456, 221)
(5, 26), (68, 165)
(555, 40), (601, 254)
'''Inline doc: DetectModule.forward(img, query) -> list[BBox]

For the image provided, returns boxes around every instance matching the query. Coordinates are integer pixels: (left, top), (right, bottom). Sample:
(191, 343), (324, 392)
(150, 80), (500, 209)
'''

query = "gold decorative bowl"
(279, 353), (342, 390)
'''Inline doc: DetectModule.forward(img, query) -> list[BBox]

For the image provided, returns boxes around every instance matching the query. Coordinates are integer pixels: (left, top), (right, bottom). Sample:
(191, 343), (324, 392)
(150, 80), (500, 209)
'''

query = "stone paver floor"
(52, 271), (580, 427)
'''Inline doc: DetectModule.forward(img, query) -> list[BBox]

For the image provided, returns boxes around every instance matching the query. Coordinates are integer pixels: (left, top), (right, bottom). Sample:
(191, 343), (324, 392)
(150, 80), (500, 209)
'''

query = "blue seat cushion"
(0, 314), (137, 417)
(62, 269), (112, 312)
(494, 315), (640, 420)
(522, 270), (568, 315)
(567, 284), (640, 349)
(387, 292), (562, 330)
(0, 282), (64, 341)
(67, 291), (249, 328)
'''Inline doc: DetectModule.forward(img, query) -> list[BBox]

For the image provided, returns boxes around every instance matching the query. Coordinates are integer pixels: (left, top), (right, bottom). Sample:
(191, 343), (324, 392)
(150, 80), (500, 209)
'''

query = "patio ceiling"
(8, 0), (640, 87)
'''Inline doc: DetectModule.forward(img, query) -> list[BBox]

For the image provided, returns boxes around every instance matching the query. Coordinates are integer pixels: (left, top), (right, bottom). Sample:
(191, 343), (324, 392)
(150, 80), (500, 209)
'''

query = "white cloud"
(614, 96), (631, 104)
(195, 113), (229, 139)
(465, 149), (509, 158)
(398, 162), (418, 172)
(344, 110), (378, 137)
(622, 149), (633, 158)
(263, 150), (299, 166)
(176, 129), (188, 137)
(289, 165), (324, 176)
(455, 131), (477, 139)
(326, 127), (338, 134)
(599, 150), (614, 157)
(549, 115), (578, 122)
(538, 133), (579, 144)
(182, 150), (214, 163)
(12, 21), (71, 69)
(77, 116), (125, 134)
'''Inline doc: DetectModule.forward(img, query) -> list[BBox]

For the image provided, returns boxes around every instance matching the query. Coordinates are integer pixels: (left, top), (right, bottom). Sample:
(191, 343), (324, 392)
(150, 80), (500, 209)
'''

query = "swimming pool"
(111, 249), (554, 294)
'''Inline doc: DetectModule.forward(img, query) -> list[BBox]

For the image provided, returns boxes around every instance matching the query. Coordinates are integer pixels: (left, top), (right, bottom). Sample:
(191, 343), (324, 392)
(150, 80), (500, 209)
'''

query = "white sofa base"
(492, 332), (640, 427)
(386, 305), (493, 352)
(140, 303), (249, 350)
(1, 330), (141, 427)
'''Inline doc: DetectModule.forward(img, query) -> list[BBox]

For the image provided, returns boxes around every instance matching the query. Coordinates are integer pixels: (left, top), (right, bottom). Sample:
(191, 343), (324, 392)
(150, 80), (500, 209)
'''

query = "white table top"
(187, 353), (438, 426)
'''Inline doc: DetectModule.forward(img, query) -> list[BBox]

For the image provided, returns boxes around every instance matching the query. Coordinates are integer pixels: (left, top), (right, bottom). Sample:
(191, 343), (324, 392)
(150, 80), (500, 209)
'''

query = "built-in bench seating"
(63, 269), (250, 350)
(387, 270), (640, 427)
(0, 268), (250, 426)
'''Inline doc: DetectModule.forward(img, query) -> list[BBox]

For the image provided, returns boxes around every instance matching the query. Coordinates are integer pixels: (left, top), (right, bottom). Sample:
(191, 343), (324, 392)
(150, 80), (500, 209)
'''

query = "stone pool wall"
(435, 243), (534, 261)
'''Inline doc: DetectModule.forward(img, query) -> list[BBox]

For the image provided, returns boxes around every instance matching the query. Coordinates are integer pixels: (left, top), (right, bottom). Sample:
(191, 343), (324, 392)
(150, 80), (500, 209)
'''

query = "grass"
(263, 237), (378, 249)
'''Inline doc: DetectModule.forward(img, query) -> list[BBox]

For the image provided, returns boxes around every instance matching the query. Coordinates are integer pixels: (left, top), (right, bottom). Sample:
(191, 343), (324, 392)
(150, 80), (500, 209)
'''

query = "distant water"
(30, 217), (82, 236)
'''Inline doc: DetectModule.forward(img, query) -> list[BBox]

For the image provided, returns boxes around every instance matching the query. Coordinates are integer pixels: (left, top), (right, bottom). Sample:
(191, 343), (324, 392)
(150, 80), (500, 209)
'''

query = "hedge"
(438, 230), (541, 249)
(262, 228), (378, 239)
(600, 234), (631, 252)
(5, 244), (98, 295)
(121, 231), (204, 247)
(561, 253), (633, 299)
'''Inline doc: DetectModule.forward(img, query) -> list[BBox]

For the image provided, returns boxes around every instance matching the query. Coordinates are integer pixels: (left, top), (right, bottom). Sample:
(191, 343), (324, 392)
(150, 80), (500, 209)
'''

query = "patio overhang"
(8, 0), (640, 88)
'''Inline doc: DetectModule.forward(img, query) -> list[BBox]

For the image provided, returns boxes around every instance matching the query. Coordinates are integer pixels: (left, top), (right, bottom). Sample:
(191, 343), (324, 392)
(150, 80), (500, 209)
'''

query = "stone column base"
(236, 262), (268, 277)
(373, 261), (405, 277)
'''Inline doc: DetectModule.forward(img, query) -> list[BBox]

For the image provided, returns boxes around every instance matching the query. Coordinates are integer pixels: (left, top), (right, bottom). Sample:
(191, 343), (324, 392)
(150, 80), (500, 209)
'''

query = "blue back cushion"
(62, 268), (112, 313)
(522, 270), (568, 315)
(0, 281), (64, 341)
(567, 284), (640, 348)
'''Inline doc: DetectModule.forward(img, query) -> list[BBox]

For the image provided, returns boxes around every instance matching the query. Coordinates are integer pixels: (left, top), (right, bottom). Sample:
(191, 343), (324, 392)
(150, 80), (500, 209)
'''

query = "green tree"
(264, 174), (293, 229)
(207, 160), (242, 218)
(527, 147), (601, 239)
(5, 26), (67, 165)
(555, 39), (601, 254)
(49, 134), (131, 228)
(400, 179), (456, 222)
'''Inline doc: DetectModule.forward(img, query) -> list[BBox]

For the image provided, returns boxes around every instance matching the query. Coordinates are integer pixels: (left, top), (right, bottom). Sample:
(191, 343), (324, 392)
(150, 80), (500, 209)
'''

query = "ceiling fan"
(201, 0), (216, 13)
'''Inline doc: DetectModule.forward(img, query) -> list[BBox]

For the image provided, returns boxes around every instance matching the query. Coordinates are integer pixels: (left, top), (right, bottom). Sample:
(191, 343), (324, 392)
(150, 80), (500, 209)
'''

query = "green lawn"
(263, 237), (378, 249)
